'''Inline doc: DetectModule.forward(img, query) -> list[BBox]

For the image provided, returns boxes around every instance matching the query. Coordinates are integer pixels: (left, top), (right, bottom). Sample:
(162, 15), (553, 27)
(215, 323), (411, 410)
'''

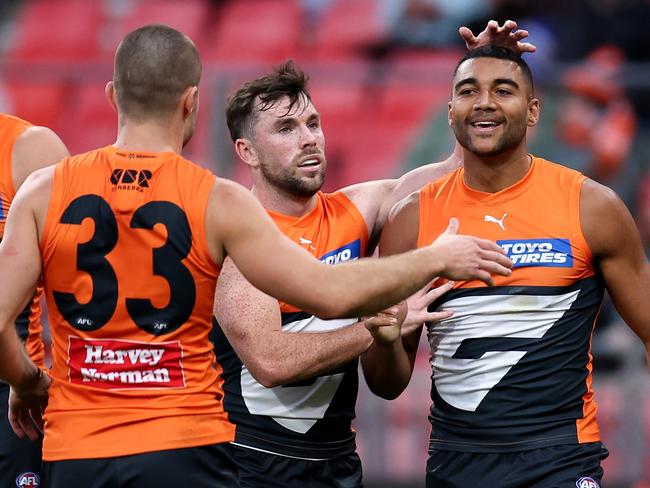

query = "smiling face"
(448, 57), (539, 158)
(248, 93), (326, 197)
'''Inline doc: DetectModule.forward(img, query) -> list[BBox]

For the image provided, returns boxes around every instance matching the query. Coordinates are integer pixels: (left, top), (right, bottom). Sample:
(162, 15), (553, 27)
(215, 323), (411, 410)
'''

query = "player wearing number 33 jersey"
(40, 145), (234, 460)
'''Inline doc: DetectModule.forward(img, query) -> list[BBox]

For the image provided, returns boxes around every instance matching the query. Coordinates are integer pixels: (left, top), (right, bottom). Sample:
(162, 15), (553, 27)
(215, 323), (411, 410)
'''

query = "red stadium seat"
(103, 0), (208, 57)
(4, 81), (66, 133)
(61, 83), (116, 154)
(9, 0), (103, 61)
(311, 0), (387, 60)
(202, 0), (302, 63)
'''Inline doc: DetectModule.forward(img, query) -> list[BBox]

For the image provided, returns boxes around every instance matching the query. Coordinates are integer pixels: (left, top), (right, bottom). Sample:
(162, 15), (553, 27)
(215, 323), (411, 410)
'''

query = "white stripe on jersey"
(241, 316), (357, 433)
(429, 291), (580, 412)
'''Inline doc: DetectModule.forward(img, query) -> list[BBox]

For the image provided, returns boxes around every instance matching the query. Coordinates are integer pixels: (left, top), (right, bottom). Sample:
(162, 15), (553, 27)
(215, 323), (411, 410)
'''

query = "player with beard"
(0, 25), (514, 488)
(213, 22), (534, 488)
(378, 45), (650, 487)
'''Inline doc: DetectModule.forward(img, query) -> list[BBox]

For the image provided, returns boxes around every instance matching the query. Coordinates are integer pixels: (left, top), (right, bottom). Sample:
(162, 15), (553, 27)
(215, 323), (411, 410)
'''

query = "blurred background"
(2, 0), (649, 486)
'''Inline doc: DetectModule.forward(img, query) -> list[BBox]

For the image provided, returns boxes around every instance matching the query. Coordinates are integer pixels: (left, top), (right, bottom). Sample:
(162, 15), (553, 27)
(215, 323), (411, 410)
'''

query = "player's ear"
(181, 86), (199, 121)
(448, 101), (453, 127)
(105, 82), (118, 113)
(527, 98), (540, 127)
(235, 138), (259, 169)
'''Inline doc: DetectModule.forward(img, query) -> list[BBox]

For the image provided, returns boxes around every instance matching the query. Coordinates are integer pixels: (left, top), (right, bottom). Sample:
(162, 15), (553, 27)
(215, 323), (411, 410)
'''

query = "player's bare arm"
(340, 151), (462, 247)
(12, 125), (69, 190)
(360, 301), (410, 399)
(365, 192), (424, 396)
(214, 258), (373, 387)
(0, 168), (54, 440)
(208, 179), (512, 319)
(580, 179), (650, 364)
(361, 279), (454, 398)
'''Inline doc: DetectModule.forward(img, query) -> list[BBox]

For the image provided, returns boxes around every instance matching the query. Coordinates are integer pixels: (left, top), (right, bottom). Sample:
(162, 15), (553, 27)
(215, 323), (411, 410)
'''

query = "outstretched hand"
(8, 369), (51, 441)
(431, 218), (512, 286)
(459, 19), (536, 54)
(403, 278), (455, 336)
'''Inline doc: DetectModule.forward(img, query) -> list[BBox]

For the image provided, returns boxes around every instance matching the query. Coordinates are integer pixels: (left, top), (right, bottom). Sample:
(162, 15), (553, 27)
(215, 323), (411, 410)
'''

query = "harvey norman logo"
(320, 240), (361, 265)
(68, 337), (185, 389)
(497, 238), (573, 268)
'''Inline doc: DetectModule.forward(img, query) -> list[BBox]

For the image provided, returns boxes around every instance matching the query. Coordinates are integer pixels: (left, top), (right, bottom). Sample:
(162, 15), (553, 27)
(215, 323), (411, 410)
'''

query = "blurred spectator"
(381, 0), (492, 48)
(558, 45), (637, 183)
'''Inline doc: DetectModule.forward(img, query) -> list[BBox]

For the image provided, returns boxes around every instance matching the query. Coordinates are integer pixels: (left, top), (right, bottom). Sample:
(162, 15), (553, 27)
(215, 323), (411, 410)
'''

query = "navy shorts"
(426, 442), (609, 488)
(232, 443), (363, 488)
(0, 385), (44, 488)
(44, 443), (237, 488)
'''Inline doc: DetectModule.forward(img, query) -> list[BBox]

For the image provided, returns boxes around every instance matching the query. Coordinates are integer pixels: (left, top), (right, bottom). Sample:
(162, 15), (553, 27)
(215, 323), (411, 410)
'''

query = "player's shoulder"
(530, 154), (584, 180)
(388, 189), (421, 223)
(0, 112), (30, 131)
(580, 177), (622, 213)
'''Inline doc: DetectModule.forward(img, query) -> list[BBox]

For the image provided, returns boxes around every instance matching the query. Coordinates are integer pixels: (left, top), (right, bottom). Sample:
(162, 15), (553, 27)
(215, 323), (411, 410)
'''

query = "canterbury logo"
(110, 169), (152, 189)
(484, 213), (508, 231)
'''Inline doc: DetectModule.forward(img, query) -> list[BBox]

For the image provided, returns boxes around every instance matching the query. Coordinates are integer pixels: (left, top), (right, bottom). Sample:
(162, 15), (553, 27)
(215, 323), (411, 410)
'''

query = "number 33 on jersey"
(39, 146), (234, 461)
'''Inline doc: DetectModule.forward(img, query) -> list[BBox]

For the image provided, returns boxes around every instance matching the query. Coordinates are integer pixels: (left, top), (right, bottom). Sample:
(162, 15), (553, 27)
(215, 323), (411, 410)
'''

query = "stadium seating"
(9, 0), (103, 61)
(201, 0), (302, 64)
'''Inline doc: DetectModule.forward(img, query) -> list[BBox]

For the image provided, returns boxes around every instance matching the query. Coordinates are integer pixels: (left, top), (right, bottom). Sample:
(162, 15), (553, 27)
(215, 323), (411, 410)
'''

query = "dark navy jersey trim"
(429, 433), (578, 453)
(281, 311), (312, 326)
(430, 275), (603, 311)
(234, 428), (356, 459)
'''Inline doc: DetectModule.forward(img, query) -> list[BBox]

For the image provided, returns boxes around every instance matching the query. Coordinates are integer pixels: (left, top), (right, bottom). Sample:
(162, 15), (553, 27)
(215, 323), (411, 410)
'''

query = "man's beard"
(260, 160), (326, 197)
(453, 119), (527, 157)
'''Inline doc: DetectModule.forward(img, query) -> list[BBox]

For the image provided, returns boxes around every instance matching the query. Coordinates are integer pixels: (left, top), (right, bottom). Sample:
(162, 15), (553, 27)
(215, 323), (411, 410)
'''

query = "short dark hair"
(454, 45), (534, 96)
(114, 24), (201, 119)
(226, 60), (311, 142)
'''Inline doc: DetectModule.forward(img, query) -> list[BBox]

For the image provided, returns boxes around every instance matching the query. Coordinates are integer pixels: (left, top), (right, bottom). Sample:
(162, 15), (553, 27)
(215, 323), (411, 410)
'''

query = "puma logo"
(299, 237), (316, 251)
(484, 213), (508, 231)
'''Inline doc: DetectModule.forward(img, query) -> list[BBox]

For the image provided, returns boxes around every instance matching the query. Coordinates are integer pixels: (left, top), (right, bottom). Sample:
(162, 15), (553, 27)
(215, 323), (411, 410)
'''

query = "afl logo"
(15, 472), (40, 488)
(576, 477), (599, 488)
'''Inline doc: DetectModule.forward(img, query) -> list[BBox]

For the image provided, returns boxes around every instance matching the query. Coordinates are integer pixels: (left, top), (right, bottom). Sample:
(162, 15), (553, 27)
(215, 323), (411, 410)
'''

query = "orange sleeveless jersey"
(0, 113), (45, 367)
(40, 146), (234, 460)
(416, 156), (603, 452)
(214, 191), (370, 459)
(269, 191), (369, 313)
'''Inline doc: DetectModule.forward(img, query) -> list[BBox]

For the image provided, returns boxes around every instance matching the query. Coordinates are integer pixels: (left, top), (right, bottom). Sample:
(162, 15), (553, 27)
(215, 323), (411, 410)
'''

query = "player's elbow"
(246, 358), (291, 388)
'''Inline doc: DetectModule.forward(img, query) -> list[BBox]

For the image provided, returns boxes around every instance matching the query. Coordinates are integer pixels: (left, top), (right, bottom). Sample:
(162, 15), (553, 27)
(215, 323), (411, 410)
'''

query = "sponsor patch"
(497, 238), (573, 268)
(320, 240), (361, 265)
(15, 472), (40, 488)
(576, 477), (599, 488)
(68, 336), (185, 389)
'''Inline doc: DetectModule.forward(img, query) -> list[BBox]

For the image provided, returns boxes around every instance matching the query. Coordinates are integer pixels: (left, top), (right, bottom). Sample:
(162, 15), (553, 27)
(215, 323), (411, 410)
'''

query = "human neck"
(251, 179), (318, 217)
(113, 117), (183, 154)
(461, 145), (531, 193)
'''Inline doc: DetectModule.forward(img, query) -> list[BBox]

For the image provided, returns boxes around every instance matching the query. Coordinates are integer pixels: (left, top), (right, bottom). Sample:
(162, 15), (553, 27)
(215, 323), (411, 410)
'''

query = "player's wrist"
(14, 366), (43, 395)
